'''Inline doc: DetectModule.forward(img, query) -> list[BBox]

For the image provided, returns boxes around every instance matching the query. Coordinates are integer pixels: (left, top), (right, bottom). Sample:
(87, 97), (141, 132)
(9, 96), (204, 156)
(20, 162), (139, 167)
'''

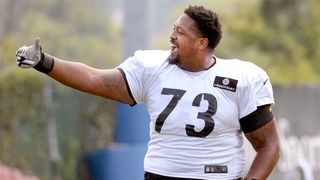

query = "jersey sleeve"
(239, 64), (275, 132)
(238, 80), (258, 119)
(238, 62), (274, 119)
(117, 51), (146, 104)
(252, 65), (274, 106)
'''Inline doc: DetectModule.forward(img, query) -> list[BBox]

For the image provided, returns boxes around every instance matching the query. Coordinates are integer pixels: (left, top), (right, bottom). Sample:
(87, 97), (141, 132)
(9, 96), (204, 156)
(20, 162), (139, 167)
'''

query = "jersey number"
(155, 88), (217, 138)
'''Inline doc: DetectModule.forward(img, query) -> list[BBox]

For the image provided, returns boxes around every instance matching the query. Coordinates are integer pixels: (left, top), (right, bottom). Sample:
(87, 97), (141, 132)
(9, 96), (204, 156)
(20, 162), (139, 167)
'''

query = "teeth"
(170, 42), (178, 52)
(171, 44), (178, 49)
(170, 42), (177, 47)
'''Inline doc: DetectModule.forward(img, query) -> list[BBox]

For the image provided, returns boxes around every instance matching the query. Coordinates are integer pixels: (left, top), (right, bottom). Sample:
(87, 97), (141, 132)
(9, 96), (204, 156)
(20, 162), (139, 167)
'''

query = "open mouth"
(170, 43), (179, 54)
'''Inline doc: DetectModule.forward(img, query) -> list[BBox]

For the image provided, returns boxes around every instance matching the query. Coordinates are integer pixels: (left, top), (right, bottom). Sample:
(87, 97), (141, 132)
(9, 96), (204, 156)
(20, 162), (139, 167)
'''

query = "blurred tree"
(220, 0), (319, 84)
(0, 0), (120, 179)
(261, 0), (320, 76)
(0, 68), (48, 176)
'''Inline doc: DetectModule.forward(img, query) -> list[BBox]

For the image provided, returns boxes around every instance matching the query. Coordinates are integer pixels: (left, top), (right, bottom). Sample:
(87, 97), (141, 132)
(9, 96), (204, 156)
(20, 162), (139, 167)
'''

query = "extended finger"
(34, 37), (40, 51)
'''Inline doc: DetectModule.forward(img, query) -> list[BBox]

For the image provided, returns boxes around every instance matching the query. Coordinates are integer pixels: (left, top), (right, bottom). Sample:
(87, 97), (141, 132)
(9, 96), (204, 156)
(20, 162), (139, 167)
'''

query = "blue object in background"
(86, 144), (148, 180)
(115, 103), (150, 144)
(85, 103), (150, 180)
(85, 0), (152, 178)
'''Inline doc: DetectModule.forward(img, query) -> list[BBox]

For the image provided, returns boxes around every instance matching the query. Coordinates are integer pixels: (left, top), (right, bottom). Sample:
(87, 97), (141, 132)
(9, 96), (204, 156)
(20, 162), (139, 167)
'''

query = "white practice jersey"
(118, 50), (274, 179)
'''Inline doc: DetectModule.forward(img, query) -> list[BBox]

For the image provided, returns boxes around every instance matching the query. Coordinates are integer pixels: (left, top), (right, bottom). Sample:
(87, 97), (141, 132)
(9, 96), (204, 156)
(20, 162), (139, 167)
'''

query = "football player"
(16, 5), (280, 180)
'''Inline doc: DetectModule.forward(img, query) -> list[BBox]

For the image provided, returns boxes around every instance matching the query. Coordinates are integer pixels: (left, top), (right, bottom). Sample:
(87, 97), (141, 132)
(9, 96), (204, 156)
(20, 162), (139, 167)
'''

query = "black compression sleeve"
(240, 104), (274, 133)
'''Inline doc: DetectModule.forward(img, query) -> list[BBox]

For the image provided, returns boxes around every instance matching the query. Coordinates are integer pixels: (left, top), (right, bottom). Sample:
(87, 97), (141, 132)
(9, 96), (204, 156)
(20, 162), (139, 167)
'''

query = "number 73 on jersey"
(155, 88), (217, 138)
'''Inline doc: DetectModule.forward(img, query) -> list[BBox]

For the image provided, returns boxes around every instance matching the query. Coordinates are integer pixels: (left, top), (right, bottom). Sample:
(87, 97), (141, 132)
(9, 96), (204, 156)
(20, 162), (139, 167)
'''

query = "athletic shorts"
(144, 171), (242, 180)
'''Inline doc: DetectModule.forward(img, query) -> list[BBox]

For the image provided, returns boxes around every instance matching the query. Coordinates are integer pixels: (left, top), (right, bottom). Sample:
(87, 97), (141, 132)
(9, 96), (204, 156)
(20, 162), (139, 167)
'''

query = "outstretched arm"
(48, 57), (134, 104)
(16, 38), (134, 105)
(244, 119), (280, 179)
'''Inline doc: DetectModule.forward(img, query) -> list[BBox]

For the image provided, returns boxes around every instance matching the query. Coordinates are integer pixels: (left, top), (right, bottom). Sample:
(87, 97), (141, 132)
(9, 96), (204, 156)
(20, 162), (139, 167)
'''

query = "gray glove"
(16, 38), (54, 73)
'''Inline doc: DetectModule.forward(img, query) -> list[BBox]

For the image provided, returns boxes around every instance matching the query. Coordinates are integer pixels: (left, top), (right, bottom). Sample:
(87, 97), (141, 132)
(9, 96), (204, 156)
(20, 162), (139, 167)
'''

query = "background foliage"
(0, 0), (119, 179)
(0, 0), (319, 179)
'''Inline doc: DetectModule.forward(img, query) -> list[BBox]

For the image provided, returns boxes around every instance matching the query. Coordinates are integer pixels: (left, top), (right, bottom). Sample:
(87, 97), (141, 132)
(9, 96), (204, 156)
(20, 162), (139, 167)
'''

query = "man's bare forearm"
(244, 120), (280, 179)
(47, 57), (134, 104)
(245, 145), (279, 179)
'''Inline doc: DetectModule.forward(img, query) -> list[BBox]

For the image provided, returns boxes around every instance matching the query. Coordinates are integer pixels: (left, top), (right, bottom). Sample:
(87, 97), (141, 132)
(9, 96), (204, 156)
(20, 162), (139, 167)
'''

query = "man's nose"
(169, 32), (177, 41)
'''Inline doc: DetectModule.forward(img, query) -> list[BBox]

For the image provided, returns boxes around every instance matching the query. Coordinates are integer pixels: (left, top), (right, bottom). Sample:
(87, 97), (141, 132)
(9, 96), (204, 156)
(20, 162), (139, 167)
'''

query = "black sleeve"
(240, 104), (274, 133)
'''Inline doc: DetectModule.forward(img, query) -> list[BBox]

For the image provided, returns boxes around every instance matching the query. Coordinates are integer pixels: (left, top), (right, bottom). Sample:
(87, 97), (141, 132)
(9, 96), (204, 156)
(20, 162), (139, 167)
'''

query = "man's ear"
(198, 38), (209, 50)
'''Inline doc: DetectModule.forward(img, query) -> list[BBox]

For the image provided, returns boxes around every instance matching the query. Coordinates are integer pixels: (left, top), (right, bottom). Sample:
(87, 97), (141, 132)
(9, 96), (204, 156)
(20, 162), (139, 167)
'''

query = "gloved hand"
(16, 38), (54, 73)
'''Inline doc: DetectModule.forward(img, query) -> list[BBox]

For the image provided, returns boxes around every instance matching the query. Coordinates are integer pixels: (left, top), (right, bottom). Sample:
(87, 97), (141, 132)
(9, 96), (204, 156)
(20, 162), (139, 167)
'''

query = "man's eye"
(172, 26), (184, 34)
(177, 29), (184, 34)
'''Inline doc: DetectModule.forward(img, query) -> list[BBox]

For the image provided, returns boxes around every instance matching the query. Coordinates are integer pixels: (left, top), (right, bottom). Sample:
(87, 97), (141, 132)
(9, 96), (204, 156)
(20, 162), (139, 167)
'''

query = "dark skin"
(169, 14), (214, 71)
(244, 119), (280, 179)
(46, 13), (280, 179)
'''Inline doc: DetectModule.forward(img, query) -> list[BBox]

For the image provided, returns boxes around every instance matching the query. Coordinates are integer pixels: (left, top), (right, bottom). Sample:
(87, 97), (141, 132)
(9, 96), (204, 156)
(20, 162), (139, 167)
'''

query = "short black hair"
(184, 5), (222, 50)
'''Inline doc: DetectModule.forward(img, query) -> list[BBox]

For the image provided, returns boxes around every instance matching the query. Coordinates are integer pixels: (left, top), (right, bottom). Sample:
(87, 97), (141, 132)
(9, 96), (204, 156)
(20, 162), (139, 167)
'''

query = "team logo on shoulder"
(213, 76), (238, 92)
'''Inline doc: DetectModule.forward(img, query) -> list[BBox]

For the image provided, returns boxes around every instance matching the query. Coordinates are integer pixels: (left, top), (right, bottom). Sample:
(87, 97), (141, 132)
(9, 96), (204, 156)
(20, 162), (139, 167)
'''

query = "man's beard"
(169, 54), (179, 64)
